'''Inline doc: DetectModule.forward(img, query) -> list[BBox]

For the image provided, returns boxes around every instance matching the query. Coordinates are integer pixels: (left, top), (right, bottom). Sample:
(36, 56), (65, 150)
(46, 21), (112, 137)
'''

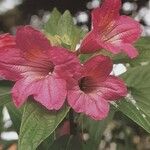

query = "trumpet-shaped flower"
(0, 26), (80, 110)
(80, 0), (142, 58)
(67, 55), (127, 120)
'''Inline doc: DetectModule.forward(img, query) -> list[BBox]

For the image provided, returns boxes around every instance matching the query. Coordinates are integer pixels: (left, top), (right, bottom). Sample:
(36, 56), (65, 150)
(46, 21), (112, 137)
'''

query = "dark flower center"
(48, 62), (55, 74)
(48, 61), (55, 74)
(79, 76), (97, 93)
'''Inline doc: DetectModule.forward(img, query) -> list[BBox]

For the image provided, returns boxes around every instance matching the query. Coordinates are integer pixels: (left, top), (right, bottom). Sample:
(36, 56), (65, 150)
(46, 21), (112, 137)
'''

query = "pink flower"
(67, 55), (127, 120)
(0, 26), (80, 110)
(79, 0), (142, 58)
(0, 34), (16, 49)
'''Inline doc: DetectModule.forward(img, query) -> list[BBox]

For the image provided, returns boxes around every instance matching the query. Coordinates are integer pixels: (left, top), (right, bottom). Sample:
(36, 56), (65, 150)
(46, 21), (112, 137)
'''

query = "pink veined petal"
(67, 86), (109, 120)
(0, 47), (25, 81)
(79, 31), (102, 54)
(0, 66), (21, 81)
(0, 27), (54, 80)
(83, 55), (112, 81)
(33, 76), (67, 110)
(0, 46), (52, 81)
(16, 26), (51, 52)
(12, 78), (35, 107)
(80, 30), (122, 54)
(91, 39), (138, 58)
(49, 46), (79, 65)
(100, 16), (142, 47)
(12, 75), (67, 110)
(119, 43), (139, 58)
(0, 34), (16, 49)
(103, 16), (141, 58)
(49, 46), (82, 79)
(114, 16), (142, 43)
(96, 75), (127, 101)
(87, 93), (110, 120)
(16, 27), (56, 78)
(92, 0), (121, 29)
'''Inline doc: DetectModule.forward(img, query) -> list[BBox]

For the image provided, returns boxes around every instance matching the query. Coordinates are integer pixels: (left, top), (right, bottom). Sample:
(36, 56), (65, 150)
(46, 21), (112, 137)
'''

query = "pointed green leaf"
(57, 10), (85, 49)
(6, 103), (22, 133)
(57, 10), (74, 39)
(114, 65), (150, 133)
(37, 133), (55, 150)
(0, 81), (12, 106)
(0, 81), (22, 133)
(44, 9), (86, 49)
(115, 100), (150, 133)
(44, 8), (61, 35)
(70, 26), (85, 50)
(18, 101), (69, 150)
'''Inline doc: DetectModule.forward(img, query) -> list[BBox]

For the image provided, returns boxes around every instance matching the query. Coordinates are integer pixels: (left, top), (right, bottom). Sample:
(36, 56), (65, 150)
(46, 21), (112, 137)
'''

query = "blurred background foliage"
(0, 0), (150, 33)
(0, 0), (150, 150)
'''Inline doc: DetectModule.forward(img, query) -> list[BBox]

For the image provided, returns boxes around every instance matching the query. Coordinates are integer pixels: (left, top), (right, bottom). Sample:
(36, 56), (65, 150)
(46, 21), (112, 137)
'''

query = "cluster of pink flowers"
(0, 0), (141, 120)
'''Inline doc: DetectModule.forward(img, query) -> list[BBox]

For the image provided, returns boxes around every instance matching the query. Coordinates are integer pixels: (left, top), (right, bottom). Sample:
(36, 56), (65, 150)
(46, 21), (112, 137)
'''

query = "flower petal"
(96, 75), (127, 101)
(67, 87), (109, 120)
(12, 75), (67, 110)
(15, 27), (58, 78)
(16, 26), (51, 52)
(0, 30), (53, 81)
(33, 76), (67, 110)
(114, 16), (142, 43)
(120, 43), (139, 58)
(0, 46), (50, 81)
(0, 34), (15, 49)
(79, 31), (103, 54)
(92, 0), (121, 29)
(83, 55), (112, 81)
(0, 46), (25, 81)
(49, 47), (79, 65)
(12, 78), (35, 107)
(49, 46), (81, 79)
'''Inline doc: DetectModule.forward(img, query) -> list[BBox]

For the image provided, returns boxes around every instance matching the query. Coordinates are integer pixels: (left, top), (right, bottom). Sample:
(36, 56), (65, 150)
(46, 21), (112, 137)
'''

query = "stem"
(69, 108), (77, 135)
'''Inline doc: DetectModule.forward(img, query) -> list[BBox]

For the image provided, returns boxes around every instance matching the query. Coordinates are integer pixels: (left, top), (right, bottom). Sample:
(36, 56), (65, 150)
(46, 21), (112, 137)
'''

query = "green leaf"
(56, 10), (85, 49)
(0, 80), (22, 133)
(114, 65), (150, 133)
(44, 8), (61, 36)
(0, 106), (3, 132)
(69, 26), (85, 50)
(0, 80), (12, 106)
(37, 133), (55, 150)
(49, 135), (83, 150)
(18, 101), (69, 150)
(6, 103), (22, 133)
(44, 9), (85, 49)
(115, 100), (150, 133)
(113, 37), (150, 66)
(57, 10), (74, 40)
